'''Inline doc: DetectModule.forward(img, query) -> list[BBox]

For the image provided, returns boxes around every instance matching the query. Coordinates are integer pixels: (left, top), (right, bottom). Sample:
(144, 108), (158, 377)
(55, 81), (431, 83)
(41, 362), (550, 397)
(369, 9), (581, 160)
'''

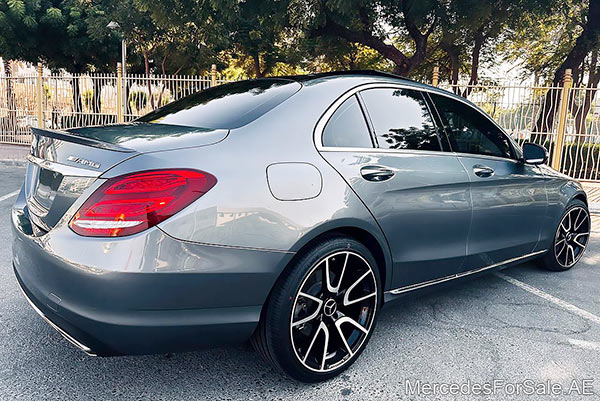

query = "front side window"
(429, 93), (513, 159)
(360, 88), (440, 151)
(322, 95), (373, 148)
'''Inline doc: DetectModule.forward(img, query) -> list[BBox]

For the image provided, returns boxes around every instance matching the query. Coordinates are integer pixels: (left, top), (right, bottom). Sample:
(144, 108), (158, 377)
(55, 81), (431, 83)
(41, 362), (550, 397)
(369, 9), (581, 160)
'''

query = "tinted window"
(322, 96), (373, 148)
(360, 88), (440, 151)
(137, 79), (301, 129)
(430, 93), (513, 159)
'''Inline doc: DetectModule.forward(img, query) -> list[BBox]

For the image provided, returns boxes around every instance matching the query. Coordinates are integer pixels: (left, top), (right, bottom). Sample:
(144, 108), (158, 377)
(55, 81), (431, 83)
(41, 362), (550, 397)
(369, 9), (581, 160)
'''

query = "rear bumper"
(15, 269), (98, 355)
(12, 200), (293, 356)
(14, 264), (265, 356)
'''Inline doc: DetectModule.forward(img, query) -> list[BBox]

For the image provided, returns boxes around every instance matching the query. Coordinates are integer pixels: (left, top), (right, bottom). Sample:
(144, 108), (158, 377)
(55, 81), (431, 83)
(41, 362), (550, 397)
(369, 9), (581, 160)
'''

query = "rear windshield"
(136, 79), (301, 129)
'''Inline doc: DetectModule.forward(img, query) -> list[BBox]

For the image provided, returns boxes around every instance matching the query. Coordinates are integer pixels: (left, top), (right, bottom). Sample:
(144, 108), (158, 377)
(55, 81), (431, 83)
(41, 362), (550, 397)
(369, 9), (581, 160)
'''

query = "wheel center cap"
(323, 298), (337, 316)
(567, 233), (574, 241)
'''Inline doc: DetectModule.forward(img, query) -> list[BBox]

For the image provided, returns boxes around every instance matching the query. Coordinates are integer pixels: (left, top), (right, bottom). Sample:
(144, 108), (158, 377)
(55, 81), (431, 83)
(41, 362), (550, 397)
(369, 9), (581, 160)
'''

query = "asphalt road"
(1, 162), (600, 400)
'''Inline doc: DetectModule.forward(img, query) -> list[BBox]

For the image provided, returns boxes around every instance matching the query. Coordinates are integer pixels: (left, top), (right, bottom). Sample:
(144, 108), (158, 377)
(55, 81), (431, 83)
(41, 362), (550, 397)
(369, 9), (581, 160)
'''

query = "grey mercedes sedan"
(12, 71), (590, 382)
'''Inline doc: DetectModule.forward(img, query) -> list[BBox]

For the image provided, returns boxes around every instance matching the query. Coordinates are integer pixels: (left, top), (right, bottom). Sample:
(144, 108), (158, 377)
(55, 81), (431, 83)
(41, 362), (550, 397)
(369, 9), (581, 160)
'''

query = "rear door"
(428, 92), (547, 269)
(318, 85), (471, 290)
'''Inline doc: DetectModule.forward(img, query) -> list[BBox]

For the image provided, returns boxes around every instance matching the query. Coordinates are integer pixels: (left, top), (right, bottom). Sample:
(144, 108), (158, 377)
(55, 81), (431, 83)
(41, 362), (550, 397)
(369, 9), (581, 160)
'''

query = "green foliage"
(129, 89), (148, 110)
(0, 0), (43, 60)
(0, 0), (594, 94)
(82, 89), (93, 109)
(42, 7), (63, 25)
(499, 0), (585, 83)
(562, 142), (600, 179)
(43, 82), (51, 101)
(7, 0), (25, 18)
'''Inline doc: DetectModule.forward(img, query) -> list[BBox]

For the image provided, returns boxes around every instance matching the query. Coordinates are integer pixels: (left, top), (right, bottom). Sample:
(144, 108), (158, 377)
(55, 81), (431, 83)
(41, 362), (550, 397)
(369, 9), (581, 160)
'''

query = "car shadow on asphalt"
(7, 234), (598, 398)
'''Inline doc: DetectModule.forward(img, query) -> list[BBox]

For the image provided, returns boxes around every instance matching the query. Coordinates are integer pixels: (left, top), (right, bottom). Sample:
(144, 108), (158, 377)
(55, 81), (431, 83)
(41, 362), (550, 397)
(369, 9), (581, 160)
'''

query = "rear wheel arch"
(258, 223), (392, 327)
(252, 233), (381, 381)
(288, 224), (392, 293)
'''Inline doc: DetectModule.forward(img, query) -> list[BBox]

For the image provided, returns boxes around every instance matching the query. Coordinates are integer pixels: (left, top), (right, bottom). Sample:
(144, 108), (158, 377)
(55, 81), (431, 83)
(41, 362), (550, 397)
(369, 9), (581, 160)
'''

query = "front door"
(428, 92), (547, 270)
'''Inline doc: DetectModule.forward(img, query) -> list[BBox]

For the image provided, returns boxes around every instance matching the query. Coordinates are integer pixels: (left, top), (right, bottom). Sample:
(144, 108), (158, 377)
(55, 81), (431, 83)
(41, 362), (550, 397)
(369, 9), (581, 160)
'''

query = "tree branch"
(313, 15), (410, 72)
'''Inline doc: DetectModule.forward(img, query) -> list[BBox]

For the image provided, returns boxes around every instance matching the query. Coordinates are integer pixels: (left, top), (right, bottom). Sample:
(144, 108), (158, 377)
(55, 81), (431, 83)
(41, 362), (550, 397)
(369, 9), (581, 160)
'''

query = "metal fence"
(437, 68), (600, 182)
(2, 64), (600, 181)
(0, 63), (226, 145)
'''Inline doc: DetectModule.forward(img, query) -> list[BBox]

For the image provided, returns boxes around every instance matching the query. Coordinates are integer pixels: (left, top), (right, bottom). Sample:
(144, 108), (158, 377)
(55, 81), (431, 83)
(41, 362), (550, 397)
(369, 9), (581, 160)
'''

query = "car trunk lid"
(24, 123), (227, 235)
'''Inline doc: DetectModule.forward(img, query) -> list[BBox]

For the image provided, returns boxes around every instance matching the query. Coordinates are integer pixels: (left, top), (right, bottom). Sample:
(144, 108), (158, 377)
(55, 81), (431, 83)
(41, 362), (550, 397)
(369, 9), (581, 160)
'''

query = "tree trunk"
(441, 43), (460, 94)
(125, 79), (133, 117)
(71, 76), (82, 127)
(573, 51), (600, 137)
(253, 54), (264, 78)
(92, 77), (102, 115)
(3, 59), (17, 137)
(534, 0), (600, 134)
(463, 29), (484, 97)
(313, 3), (435, 76)
(145, 53), (155, 110)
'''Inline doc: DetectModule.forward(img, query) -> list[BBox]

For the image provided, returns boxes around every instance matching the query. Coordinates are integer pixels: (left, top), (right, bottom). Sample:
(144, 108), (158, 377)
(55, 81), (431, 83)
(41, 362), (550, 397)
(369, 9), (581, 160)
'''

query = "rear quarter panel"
(101, 77), (393, 288)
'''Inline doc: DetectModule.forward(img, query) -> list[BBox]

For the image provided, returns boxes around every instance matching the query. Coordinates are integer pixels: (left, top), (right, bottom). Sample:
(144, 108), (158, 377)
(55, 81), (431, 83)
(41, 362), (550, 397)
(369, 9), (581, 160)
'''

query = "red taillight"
(69, 169), (216, 237)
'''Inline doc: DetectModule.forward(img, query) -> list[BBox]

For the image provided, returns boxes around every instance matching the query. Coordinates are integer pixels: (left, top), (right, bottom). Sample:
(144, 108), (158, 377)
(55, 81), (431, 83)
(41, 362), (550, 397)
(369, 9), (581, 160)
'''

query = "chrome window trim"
(386, 249), (547, 295)
(319, 147), (456, 158)
(452, 151), (522, 164)
(27, 154), (102, 178)
(314, 82), (520, 163)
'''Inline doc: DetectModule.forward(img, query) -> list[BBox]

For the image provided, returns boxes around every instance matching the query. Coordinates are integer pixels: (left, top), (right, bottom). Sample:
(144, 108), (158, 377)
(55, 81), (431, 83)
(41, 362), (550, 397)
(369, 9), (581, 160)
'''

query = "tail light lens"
(70, 169), (216, 237)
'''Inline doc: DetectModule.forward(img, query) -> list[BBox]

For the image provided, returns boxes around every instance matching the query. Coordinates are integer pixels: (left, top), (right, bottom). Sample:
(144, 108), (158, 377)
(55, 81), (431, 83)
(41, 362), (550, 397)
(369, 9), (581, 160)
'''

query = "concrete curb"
(0, 159), (26, 167)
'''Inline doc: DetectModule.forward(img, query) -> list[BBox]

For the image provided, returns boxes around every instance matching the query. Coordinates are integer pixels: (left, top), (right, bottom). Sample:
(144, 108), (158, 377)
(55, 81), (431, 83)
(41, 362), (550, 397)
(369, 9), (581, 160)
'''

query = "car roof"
(274, 70), (471, 104)
(278, 70), (425, 87)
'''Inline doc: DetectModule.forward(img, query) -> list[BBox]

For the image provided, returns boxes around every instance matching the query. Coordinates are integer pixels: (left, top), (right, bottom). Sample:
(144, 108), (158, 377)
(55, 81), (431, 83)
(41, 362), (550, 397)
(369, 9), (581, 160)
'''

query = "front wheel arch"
(541, 198), (590, 271)
(573, 192), (588, 206)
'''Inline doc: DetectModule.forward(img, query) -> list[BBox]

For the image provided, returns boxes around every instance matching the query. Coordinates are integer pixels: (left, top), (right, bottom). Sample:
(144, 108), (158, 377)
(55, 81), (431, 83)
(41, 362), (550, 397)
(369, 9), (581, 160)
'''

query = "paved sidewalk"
(582, 182), (600, 214)
(0, 144), (28, 165)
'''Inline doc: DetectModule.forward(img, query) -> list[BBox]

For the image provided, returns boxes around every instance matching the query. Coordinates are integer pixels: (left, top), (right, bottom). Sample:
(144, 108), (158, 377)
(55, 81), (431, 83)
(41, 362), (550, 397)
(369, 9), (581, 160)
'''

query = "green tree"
(410, 0), (552, 90)
(290, 0), (440, 76)
(0, 0), (43, 130)
(503, 0), (600, 134)
(212, 0), (296, 77)
(1, 0), (122, 116)
(305, 39), (392, 72)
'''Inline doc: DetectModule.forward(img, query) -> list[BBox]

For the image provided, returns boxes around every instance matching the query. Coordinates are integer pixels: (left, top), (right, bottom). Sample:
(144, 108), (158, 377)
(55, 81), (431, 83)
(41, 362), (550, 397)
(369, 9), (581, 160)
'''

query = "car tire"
(541, 199), (590, 272)
(251, 234), (381, 382)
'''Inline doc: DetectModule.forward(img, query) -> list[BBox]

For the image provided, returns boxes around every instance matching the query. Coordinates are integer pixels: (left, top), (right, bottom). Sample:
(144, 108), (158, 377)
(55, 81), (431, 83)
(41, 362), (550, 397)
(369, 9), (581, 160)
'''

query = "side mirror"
(522, 142), (548, 165)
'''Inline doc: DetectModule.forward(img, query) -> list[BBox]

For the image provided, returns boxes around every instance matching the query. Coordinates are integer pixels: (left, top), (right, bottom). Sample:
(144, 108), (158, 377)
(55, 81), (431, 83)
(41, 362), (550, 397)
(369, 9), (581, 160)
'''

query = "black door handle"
(360, 165), (395, 182)
(473, 164), (495, 178)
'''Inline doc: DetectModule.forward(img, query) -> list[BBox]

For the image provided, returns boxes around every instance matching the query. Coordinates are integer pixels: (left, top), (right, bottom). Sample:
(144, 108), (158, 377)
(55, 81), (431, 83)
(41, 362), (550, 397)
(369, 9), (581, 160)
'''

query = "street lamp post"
(120, 38), (126, 79)
(107, 21), (126, 119)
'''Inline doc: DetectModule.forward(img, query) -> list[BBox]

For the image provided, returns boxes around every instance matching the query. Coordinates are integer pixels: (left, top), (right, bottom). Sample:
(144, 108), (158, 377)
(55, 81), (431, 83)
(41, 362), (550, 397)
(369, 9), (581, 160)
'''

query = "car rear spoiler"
(31, 127), (135, 153)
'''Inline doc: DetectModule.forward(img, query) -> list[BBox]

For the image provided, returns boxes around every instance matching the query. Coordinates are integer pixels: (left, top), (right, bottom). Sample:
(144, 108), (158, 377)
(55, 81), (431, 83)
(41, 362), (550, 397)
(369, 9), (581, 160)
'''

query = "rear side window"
(322, 96), (373, 148)
(429, 93), (514, 159)
(137, 79), (301, 129)
(360, 88), (440, 151)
